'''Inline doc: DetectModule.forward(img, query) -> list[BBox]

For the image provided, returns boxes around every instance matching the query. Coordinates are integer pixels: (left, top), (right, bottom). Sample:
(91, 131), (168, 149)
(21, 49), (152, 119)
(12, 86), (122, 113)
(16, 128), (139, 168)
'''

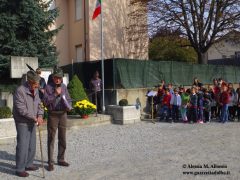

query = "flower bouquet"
(74, 99), (96, 118)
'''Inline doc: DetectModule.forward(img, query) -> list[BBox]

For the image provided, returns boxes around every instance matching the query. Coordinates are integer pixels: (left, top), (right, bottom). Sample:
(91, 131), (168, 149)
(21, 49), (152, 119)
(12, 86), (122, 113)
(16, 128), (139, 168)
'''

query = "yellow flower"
(73, 99), (96, 116)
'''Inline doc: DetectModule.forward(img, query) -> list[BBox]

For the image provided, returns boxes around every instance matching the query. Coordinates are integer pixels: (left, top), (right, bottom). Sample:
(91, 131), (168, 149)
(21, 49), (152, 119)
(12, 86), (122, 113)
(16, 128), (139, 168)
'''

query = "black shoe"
(16, 171), (29, 177)
(58, 161), (69, 167)
(25, 165), (39, 171)
(47, 164), (54, 171)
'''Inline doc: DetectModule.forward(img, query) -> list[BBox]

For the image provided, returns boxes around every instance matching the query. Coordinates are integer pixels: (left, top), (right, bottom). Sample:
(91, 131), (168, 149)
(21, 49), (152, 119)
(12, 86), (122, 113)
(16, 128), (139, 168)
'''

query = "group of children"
(150, 78), (240, 124)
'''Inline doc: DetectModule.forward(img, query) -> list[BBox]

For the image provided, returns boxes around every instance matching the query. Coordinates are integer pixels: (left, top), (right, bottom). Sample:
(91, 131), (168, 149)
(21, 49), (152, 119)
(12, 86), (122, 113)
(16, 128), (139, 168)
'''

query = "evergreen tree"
(68, 75), (89, 102)
(0, 0), (61, 77)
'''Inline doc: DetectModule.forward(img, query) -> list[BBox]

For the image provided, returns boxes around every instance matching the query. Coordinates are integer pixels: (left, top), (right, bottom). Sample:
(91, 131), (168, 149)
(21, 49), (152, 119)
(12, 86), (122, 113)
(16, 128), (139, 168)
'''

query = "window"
(75, 0), (82, 20)
(76, 45), (83, 62)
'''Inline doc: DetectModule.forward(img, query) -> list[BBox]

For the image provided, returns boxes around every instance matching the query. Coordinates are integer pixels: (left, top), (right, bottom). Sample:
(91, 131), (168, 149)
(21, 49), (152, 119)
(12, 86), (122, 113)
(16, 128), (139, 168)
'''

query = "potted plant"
(73, 99), (96, 118)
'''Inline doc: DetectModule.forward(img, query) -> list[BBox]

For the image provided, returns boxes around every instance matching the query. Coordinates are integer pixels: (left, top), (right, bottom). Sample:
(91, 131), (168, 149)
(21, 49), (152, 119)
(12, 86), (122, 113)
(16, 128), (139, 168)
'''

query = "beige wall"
(56, 0), (149, 66)
(88, 0), (149, 61)
(55, 0), (70, 66)
(208, 41), (240, 60)
(68, 0), (86, 63)
(208, 32), (240, 60)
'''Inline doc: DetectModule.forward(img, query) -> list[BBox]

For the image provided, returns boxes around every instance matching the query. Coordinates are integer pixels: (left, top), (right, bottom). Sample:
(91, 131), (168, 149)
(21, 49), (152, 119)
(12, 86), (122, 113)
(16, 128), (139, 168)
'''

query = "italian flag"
(92, 0), (101, 20)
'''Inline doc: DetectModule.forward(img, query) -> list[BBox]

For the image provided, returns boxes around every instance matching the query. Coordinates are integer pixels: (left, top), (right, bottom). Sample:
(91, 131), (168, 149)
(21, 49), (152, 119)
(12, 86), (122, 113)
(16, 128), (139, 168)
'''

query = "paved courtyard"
(0, 121), (240, 180)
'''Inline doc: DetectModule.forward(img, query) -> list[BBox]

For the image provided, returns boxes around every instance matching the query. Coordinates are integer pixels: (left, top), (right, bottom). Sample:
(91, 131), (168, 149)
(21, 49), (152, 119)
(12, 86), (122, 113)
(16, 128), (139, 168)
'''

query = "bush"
(67, 75), (89, 115)
(0, 106), (12, 119)
(119, 99), (128, 106)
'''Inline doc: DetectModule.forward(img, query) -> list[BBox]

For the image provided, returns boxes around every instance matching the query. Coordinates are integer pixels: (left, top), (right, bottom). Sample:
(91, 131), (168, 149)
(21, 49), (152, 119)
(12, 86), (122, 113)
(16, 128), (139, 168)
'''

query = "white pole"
(101, 2), (105, 112)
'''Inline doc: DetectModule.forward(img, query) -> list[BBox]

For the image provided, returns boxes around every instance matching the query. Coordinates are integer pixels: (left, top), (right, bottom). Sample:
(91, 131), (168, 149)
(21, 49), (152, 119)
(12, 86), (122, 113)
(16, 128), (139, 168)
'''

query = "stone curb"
(0, 114), (112, 145)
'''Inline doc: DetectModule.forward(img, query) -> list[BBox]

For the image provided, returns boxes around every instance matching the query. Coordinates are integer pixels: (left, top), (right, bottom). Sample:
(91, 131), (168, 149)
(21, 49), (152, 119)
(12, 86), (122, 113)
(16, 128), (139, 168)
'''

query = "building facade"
(207, 31), (240, 61)
(53, 0), (149, 66)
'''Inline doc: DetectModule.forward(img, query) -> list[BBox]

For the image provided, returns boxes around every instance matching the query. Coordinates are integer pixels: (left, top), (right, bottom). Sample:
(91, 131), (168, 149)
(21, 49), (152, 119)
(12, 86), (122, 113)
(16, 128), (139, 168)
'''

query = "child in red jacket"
(159, 89), (171, 121)
(219, 84), (230, 123)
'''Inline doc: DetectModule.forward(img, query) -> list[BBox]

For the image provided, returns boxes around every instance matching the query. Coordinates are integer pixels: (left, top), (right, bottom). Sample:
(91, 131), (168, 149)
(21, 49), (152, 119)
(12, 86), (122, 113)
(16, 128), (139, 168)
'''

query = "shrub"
(68, 75), (88, 101)
(119, 99), (128, 106)
(0, 106), (12, 119)
(67, 75), (88, 115)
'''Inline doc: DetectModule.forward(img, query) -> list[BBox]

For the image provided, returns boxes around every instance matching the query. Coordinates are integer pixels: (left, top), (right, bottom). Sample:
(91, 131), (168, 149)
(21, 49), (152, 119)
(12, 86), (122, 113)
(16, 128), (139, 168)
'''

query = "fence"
(61, 59), (240, 89)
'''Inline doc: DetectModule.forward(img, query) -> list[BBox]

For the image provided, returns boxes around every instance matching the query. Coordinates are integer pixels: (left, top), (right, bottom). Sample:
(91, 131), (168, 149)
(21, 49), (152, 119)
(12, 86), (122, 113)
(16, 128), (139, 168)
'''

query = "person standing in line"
(90, 71), (102, 113)
(228, 83), (237, 121)
(180, 88), (190, 123)
(47, 65), (58, 85)
(192, 77), (203, 88)
(197, 86), (204, 124)
(159, 88), (171, 121)
(170, 88), (181, 123)
(13, 70), (44, 177)
(219, 84), (230, 123)
(43, 67), (72, 171)
(188, 87), (198, 123)
(213, 79), (221, 118)
(36, 68), (46, 100)
(203, 88), (212, 123)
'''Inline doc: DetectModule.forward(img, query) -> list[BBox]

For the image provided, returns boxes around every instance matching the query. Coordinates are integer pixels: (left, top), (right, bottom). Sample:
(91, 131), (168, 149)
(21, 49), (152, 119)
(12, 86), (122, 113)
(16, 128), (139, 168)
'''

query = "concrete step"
(67, 114), (112, 129)
(0, 114), (112, 145)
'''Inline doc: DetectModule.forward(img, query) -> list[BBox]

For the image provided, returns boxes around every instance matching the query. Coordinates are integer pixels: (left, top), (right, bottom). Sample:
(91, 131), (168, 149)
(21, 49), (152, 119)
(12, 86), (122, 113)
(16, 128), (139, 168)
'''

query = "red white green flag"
(92, 0), (101, 20)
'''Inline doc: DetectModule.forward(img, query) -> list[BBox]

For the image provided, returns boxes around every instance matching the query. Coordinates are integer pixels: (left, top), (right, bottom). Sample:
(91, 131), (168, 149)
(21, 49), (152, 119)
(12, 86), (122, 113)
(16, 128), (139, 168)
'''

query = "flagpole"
(101, 1), (105, 112)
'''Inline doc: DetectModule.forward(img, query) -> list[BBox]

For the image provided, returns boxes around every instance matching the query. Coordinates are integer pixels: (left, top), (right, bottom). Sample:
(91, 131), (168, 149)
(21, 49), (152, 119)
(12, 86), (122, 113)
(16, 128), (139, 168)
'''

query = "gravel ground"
(0, 121), (240, 180)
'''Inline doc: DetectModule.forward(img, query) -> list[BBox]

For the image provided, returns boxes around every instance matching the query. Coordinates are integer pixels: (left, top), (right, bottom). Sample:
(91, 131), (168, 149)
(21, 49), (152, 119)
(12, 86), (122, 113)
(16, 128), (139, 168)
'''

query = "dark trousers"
(47, 112), (67, 164)
(15, 123), (36, 172)
(92, 91), (102, 113)
(172, 105), (179, 121)
(237, 106), (240, 120)
(198, 107), (203, 121)
(211, 106), (217, 118)
(159, 105), (170, 120)
(228, 106), (236, 120)
(189, 107), (198, 123)
(204, 110), (210, 122)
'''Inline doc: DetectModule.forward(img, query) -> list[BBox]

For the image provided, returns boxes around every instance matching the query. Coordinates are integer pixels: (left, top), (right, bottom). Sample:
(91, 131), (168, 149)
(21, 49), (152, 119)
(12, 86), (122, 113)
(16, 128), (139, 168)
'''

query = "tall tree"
(149, 28), (197, 62)
(148, 0), (240, 64)
(0, 0), (61, 76)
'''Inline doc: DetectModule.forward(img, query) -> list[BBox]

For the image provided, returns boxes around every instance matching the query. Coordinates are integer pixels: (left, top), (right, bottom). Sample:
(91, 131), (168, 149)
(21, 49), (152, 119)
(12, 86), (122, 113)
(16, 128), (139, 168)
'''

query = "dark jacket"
(13, 82), (43, 124)
(203, 98), (211, 112)
(190, 94), (198, 108)
(43, 83), (72, 112)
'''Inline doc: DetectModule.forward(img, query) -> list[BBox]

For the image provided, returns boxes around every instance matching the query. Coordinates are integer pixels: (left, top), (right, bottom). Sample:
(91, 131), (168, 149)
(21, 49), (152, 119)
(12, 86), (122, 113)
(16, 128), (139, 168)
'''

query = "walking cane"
(38, 126), (45, 178)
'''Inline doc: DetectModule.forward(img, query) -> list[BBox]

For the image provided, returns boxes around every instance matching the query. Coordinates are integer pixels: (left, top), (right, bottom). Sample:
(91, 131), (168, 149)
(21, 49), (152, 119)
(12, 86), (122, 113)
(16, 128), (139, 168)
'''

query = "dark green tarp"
(61, 59), (240, 89)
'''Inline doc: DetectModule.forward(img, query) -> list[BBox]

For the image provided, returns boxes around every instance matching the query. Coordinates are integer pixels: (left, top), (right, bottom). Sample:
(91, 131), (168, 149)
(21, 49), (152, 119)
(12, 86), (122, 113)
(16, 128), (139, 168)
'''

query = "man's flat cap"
(53, 68), (63, 78)
(27, 70), (41, 82)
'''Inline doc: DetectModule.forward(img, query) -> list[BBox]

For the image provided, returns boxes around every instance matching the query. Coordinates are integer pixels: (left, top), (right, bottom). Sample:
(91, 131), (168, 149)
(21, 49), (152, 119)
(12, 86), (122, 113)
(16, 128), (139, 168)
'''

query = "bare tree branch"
(148, 0), (240, 64)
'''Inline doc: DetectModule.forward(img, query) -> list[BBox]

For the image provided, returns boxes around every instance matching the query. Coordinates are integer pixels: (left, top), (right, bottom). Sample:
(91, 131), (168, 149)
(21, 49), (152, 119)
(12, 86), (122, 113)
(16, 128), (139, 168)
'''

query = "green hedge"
(0, 106), (12, 119)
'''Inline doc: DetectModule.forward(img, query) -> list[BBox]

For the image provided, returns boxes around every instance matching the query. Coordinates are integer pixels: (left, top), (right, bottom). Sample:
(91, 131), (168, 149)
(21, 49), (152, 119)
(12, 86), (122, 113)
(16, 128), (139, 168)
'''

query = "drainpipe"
(83, 0), (87, 61)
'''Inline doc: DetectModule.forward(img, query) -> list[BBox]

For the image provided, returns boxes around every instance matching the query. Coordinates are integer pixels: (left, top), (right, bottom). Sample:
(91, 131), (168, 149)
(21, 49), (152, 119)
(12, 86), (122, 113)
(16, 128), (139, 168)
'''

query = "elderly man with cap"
(43, 67), (72, 171)
(13, 70), (44, 177)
